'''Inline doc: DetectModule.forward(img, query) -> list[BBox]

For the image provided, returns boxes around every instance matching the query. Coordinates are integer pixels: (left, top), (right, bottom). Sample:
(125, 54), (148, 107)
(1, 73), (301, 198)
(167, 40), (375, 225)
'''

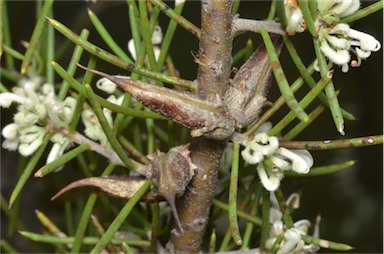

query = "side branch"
(279, 135), (383, 150)
(232, 18), (285, 36)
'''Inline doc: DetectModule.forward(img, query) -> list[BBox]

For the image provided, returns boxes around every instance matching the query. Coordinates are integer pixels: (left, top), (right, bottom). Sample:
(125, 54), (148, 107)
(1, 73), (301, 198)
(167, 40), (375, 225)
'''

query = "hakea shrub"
(1, 0), (382, 253)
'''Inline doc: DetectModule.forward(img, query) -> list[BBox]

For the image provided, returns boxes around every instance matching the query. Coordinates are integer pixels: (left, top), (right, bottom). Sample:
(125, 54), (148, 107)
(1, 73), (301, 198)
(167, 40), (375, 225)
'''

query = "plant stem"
(166, 1), (234, 252)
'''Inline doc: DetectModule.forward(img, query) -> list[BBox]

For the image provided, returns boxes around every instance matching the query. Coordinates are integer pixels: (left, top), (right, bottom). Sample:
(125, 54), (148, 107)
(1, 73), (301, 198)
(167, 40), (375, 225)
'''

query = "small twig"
(54, 127), (148, 175)
(232, 18), (285, 36)
(69, 132), (125, 166)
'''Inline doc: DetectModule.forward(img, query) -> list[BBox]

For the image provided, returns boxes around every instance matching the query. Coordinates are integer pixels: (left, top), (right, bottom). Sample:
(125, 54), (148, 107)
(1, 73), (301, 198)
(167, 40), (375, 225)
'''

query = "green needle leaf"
(84, 83), (141, 171)
(90, 180), (151, 253)
(302, 235), (354, 251)
(228, 142), (242, 246)
(88, 8), (132, 63)
(34, 144), (90, 178)
(20, 0), (54, 74)
(313, 38), (344, 134)
(260, 28), (309, 123)
(149, 0), (201, 39)
(57, 29), (90, 101)
(260, 189), (270, 251)
(269, 71), (332, 136)
(283, 35), (356, 121)
(48, 17), (195, 89)
(298, 0), (316, 37)
(18, 231), (150, 247)
(52, 61), (166, 120)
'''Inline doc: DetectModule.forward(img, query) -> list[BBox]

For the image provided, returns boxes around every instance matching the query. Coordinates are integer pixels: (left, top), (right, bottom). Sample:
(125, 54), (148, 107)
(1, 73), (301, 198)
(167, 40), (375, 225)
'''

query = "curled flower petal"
(347, 28), (381, 52)
(294, 219), (311, 234)
(257, 163), (282, 191)
(339, 0), (360, 17)
(13, 112), (38, 127)
(269, 154), (292, 171)
(18, 132), (45, 156)
(271, 220), (284, 236)
(355, 48), (371, 59)
(96, 77), (117, 94)
(326, 35), (349, 50)
(41, 83), (55, 97)
(241, 146), (264, 164)
(291, 149), (314, 169)
(2, 123), (19, 139)
(286, 9), (305, 35)
(128, 39), (137, 60)
(2, 138), (19, 151)
(152, 25), (163, 45)
(320, 39), (351, 65)
(47, 138), (70, 164)
(277, 228), (302, 254)
(275, 148), (311, 174)
(317, 0), (361, 24)
(107, 95), (124, 106)
(0, 93), (27, 107)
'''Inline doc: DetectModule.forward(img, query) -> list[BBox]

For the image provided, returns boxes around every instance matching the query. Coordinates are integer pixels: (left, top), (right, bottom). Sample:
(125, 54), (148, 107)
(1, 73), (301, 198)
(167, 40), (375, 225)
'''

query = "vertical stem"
(167, 1), (234, 252)
(167, 138), (225, 253)
(196, 0), (233, 97)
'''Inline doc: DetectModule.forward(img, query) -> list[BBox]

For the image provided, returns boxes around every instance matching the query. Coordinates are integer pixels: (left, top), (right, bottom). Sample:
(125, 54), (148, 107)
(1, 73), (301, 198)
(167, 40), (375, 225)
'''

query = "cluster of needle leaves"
(0, 0), (383, 253)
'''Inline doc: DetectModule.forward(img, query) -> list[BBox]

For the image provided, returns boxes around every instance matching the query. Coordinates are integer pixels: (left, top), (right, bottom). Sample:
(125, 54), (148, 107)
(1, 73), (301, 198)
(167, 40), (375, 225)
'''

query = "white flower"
(257, 163), (284, 191)
(242, 127), (313, 191)
(317, 0), (360, 24)
(151, 25), (163, 45)
(0, 93), (27, 107)
(127, 25), (163, 62)
(2, 124), (20, 151)
(2, 123), (19, 139)
(273, 148), (313, 174)
(266, 192), (319, 254)
(106, 95), (124, 106)
(276, 228), (305, 254)
(284, 0), (306, 35)
(1, 77), (77, 159)
(318, 23), (381, 72)
(96, 77), (117, 94)
(47, 133), (70, 164)
(241, 132), (279, 165)
(18, 125), (45, 157)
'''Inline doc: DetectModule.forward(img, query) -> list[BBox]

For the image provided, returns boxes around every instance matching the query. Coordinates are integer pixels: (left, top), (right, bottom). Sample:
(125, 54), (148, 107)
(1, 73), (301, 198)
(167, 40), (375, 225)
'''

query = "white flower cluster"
(265, 193), (319, 254)
(284, 0), (381, 72)
(1, 74), (125, 165)
(0, 78), (75, 163)
(241, 132), (313, 191)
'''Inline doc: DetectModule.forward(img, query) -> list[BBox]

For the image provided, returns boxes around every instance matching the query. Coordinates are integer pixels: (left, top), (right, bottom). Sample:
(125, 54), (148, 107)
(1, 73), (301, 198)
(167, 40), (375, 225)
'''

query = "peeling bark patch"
(212, 37), (220, 43)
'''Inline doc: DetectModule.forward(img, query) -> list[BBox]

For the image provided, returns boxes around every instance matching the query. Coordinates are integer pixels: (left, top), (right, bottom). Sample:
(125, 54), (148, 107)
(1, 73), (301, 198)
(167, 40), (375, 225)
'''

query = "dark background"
(1, 1), (382, 253)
